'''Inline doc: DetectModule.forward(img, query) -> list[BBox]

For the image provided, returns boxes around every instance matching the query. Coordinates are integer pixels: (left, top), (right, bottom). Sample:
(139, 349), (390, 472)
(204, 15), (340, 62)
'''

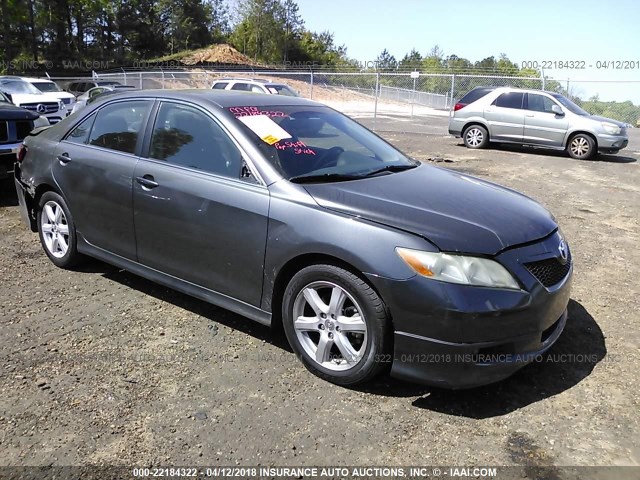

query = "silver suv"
(449, 87), (628, 159)
(211, 78), (299, 97)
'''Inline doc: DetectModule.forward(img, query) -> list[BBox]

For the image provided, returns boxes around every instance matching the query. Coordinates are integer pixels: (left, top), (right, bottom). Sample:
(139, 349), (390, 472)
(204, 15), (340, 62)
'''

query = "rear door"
(483, 91), (525, 142)
(132, 101), (270, 306)
(523, 93), (569, 147)
(52, 99), (153, 259)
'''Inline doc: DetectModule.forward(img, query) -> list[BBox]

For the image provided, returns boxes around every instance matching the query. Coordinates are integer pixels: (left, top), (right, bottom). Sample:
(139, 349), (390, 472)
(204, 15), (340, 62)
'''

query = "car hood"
(587, 115), (626, 128)
(9, 93), (60, 105)
(303, 164), (557, 255)
(0, 103), (39, 120)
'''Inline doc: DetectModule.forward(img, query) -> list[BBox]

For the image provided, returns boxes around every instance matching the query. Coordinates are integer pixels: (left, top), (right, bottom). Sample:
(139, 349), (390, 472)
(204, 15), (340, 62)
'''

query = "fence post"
(373, 71), (380, 131)
(139, 72), (143, 89)
(449, 74), (456, 113)
(310, 69), (314, 99)
(161, 69), (165, 89)
(541, 69), (546, 90)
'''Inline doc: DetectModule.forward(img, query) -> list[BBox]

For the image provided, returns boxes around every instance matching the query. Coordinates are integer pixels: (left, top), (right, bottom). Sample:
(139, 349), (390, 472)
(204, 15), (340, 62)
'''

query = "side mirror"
(241, 161), (257, 183)
(551, 105), (564, 116)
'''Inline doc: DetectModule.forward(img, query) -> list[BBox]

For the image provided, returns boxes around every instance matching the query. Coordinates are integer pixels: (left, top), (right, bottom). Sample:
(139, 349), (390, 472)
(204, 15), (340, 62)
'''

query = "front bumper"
(596, 133), (628, 152)
(367, 231), (573, 388)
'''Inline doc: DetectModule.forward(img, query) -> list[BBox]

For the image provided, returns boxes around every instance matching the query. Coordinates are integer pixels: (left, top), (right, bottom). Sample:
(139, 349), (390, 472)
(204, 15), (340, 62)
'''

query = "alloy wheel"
(40, 200), (70, 258)
(292, 281), (367, 371)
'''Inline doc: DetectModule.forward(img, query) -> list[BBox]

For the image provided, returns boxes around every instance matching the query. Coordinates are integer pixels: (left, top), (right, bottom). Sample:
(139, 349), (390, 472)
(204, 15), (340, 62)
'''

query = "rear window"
(494, 92), (524, 109)
(458, 87), (495, 105)
(212, 82), (228, 90)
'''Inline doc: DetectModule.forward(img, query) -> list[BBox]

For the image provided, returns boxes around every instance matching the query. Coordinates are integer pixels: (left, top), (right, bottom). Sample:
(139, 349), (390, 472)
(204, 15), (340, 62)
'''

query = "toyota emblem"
(558, 239), (568, 264)
(36, 104), (47, 113)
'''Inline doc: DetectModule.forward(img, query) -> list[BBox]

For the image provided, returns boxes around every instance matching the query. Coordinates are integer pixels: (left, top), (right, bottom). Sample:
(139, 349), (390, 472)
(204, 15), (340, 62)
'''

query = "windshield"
(228, 105), (416, 181)
(0, 80), (42, 95)
(551, 94), (590, 116)
(32, 81), (61, 93)
(266, 85), (299, 97)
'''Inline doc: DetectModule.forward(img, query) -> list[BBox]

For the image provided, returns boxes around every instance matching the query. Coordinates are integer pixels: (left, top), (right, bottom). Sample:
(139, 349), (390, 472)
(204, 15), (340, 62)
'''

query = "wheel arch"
(23, 183), (63, 232)
(462, 121), (490, 138)
(565, 130), (598, 149)
(268, 252), (389, 331)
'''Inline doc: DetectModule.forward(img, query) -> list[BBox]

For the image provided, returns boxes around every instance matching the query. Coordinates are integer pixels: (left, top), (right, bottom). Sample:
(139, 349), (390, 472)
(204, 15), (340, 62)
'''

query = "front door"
(133, 101), (270, 307)
(523, 93), (569, 147)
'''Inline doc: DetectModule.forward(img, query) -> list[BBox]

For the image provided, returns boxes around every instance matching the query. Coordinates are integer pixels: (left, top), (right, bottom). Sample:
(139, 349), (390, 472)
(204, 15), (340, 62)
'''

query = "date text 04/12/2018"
(521, 60), (640, 70)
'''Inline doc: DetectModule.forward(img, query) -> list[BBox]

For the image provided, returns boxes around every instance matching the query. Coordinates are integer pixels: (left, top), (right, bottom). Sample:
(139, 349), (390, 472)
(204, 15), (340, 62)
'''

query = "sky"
(294, 0), (640, 103)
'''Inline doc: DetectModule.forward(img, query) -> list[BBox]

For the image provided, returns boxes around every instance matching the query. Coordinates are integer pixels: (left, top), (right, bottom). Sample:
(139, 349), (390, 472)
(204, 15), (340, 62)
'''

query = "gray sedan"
(14, 90), (572, 388)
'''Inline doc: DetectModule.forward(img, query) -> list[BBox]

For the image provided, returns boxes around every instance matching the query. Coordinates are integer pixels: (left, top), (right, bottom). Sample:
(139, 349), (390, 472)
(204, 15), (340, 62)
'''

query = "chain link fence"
(48, 70), (640, 128)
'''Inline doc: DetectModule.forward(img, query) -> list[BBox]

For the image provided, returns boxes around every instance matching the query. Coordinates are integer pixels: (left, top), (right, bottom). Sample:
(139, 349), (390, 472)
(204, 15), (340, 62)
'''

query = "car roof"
(97, 89), (319, 108)
(19, 77), (55, 83)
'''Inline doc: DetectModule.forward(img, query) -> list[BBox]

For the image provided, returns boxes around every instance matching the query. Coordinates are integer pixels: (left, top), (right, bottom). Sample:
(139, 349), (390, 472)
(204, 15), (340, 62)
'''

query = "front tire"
(567, 133), (596, 160)
(463, 125), (489, 149)
(282, 265), (391, 386)
(37, 191), (82, 268)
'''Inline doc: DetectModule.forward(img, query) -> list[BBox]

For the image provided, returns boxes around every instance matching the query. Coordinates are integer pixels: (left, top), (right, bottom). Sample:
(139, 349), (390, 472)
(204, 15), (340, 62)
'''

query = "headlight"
(59, 100), (66, 110)
(601, 122), (621, 135)
(33, 116), (50, 128)
(396, 247), (520, 289)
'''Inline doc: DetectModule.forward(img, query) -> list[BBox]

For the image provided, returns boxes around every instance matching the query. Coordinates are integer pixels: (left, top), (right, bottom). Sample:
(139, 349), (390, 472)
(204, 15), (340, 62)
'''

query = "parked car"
(0, 77), (68, 124)
(20, 77), (76, 108)
(71, 85), (137, 114)
(211, 78), (299, 96)
(65, 80), (122, 98)
(449, 86), (629, 160)
(14, 90), (572, 389)
(0, 91), (48, 181)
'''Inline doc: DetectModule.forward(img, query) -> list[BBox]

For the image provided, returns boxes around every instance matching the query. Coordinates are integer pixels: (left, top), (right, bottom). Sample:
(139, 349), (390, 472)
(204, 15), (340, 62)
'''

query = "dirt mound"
(181, 44), (254, 66)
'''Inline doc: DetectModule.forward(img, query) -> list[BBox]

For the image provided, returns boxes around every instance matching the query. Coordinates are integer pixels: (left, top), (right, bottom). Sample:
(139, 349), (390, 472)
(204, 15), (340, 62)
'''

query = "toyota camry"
(14, 90), (573, 388)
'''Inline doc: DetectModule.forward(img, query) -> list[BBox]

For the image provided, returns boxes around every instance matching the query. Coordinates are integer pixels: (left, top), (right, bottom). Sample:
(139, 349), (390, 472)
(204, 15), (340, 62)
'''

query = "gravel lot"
(1, 115), (639, 470)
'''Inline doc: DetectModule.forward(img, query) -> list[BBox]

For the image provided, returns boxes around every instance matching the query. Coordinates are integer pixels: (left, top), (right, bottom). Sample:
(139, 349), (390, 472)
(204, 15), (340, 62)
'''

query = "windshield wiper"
(289, 173), (361, 184)
(363, 163), (418, 177)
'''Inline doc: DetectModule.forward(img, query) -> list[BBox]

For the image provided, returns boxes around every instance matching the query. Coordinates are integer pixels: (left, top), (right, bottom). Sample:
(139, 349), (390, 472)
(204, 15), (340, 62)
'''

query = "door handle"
(525, 114), (535, 117)
(57, 153), (71, 164)
(136, 175), (159, 189)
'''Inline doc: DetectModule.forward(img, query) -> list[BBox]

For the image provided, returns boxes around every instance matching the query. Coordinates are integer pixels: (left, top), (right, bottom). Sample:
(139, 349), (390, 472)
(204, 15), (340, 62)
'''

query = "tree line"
(0, 0), (349, 70)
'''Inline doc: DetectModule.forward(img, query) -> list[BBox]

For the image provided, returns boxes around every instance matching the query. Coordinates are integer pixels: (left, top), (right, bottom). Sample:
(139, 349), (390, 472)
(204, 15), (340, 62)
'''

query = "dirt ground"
(0, 114), (639, 471)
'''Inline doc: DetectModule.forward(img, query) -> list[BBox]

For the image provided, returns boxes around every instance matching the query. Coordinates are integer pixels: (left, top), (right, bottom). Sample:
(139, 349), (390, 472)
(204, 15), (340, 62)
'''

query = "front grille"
(524, 252), (572, 288)
(15, 121), (33, 140)
(0, 121), (7, 142)
(21, 102), (59, 113)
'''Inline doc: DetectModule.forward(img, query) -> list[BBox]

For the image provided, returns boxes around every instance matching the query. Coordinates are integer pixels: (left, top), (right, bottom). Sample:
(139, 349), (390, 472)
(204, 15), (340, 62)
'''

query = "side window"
(212, 82), (228, 90)
(65, 113), (96, 145)
(250, 85), (264, 93)
(528, 94), (556, 113)
(231, 83), (251, 91)
(149, 102), (242, 178)
(88, 100), (150, 154)
(494, 92), (524, 109)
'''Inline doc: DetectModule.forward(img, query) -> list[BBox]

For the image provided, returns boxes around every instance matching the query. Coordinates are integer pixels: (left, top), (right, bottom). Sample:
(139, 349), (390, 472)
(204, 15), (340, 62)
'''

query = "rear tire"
(282, 264), (391, 386)
(567, 133), (596, 160)
(463, 125), (489, 149)
(37, 191), (82, 268)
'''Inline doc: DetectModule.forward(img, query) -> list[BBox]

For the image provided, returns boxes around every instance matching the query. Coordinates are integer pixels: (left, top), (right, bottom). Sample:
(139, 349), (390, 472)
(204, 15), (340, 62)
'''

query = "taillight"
(17, 144), (27, 163)
(453, 103), (465, 111)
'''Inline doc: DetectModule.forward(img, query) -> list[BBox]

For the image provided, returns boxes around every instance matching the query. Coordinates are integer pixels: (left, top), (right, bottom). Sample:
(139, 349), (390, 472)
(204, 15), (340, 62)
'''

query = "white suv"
(0, 77), (68, 124)
(211, 78), (299, 96)
(20, 77), (76, 109)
